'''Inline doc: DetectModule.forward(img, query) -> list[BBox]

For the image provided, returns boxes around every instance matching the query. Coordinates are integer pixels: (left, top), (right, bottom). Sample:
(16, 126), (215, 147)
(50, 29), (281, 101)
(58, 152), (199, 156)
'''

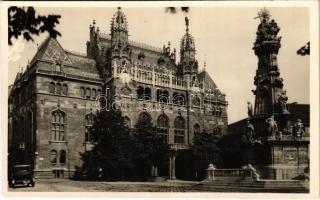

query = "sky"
(8, 7), (310, 123)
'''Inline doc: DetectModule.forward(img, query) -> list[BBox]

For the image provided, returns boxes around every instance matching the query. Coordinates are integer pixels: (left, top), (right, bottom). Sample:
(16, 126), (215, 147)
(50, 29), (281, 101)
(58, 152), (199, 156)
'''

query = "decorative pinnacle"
(93, 19), (96, 26)
(255, 7), (271, 22)
(185, 17), (189, 32)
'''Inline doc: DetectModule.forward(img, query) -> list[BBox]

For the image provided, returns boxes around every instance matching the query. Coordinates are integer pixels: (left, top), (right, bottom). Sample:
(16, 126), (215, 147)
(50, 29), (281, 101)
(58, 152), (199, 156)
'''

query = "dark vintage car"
(9, 165), (35, 188)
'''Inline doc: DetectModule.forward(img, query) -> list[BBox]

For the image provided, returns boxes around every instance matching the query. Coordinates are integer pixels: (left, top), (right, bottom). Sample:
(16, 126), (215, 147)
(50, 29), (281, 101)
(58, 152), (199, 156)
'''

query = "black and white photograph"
(2, 1), (319, 198)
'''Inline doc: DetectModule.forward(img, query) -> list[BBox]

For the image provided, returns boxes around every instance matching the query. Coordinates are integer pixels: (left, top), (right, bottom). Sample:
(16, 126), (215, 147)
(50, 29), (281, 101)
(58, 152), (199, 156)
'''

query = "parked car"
(9, 165), (35, 188)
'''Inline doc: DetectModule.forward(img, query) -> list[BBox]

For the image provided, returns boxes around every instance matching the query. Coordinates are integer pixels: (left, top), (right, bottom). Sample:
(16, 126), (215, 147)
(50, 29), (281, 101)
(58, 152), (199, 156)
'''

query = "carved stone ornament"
(121, 84), (132, 96)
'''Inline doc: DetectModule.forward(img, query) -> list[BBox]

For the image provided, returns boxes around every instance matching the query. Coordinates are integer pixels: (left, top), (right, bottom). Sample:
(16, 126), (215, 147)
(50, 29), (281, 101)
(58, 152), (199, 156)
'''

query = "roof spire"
(185, 17), (189, 33)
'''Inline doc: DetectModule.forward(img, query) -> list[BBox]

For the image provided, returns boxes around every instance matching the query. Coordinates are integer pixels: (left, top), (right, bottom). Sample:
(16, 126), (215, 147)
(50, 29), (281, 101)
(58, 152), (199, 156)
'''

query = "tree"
(297, 41), (310, 56)
(8, 6), (61, 45)
(165, 7), (189, 14)
(80, 110), (135, 181)
(190, 130), (223, 180)
(132, 114), (168, 180)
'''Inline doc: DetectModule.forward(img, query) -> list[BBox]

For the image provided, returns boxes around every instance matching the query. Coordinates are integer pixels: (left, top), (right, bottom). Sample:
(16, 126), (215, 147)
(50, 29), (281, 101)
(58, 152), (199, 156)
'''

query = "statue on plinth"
(292, 119), (305, 139)
(266, 115), (278, 139)
(278, 90), (289, 114)
(245, 119), (255, 144)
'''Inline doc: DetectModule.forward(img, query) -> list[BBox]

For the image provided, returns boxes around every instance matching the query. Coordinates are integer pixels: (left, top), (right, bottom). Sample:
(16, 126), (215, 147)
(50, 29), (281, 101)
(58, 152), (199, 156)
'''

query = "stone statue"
(283, 121), (293, 135)
(266, 115), (278, 138)
(247, 101), (253, 118)
(278, 90), (288, 113)
(245, 119), (255, 144)
(292, 119), (305, 139)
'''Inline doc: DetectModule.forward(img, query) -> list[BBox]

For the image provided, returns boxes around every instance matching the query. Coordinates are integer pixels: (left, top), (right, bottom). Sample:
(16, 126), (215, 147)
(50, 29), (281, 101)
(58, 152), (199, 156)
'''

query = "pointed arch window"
(85, 113), (94, 143)
(50, 150), (57, 164)
(49, 82), (55, 94)
(62, 84), (68, 96)
(92, 89), (97, 99)
(56, 83), (62, 95)
(80, 87), (85, 98)
(157, 114), (169, 143)
(174, 116), (185, 144)
(51, 109), (65, 141)
(59, 150), (66, 164)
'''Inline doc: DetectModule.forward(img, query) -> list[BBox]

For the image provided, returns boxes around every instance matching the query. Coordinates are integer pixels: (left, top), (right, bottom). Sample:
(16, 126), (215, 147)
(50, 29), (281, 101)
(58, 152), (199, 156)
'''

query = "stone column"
(169, 153), (176, 180)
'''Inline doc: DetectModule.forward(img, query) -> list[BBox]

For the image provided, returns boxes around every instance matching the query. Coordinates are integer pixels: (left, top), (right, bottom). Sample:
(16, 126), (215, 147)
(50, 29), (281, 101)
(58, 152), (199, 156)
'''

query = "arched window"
(50, 150), (57, 164)
(137, 86), (144, 100)
(55, 64), (61, 72)
(194, 123), (200, 135)
(62, 84), (68, 96)
(59, 150), (66, 164)
(124, 116), (131, 128)
(174, 116), (185, 144)
(173, 93), (185, 106)
(51, 109), (65, 141)
(145, 87), (151, 100)
(157, 114), (169, 143)
(49, 82), (55, 94)
(137, 112), (152, 126)
(86, 88), (91, 99)
(80, 87), (85, 98)
(85, 113), (94, 143)
(92, 89), (97, 99)
(56, 83), (62, 95)
(156, 89), (169, 103)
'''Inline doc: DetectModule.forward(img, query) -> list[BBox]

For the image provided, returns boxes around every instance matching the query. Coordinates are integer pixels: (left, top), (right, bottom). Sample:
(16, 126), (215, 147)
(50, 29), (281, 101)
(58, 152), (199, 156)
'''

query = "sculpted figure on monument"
(278, 90), (289, 113)
(266, 115), (278, 138)
(245, 119), (255, 144)
(292, 119), (305, 139)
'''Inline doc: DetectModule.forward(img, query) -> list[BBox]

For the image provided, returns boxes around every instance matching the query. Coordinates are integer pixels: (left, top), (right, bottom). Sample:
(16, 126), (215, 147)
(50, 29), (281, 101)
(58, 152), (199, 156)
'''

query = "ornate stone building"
(8, 8), (228, 179)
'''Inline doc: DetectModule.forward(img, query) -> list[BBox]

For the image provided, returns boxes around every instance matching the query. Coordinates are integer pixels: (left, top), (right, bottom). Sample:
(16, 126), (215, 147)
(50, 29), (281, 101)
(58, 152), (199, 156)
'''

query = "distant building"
(8, 8), (228, 179)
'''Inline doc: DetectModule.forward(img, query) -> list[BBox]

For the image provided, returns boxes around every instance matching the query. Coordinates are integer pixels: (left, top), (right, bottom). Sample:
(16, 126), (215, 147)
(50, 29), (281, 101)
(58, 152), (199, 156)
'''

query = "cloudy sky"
(8, 7), (310, 123)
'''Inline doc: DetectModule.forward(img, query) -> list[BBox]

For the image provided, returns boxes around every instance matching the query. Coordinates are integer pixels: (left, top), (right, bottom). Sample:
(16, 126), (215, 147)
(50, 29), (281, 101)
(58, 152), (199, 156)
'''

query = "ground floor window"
(174, 129), (184, 144)
(157, 128), (168, 143)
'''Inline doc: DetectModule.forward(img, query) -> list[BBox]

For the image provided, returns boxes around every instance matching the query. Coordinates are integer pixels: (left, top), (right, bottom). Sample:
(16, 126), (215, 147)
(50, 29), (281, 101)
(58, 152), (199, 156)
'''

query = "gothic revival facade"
(8, 8), (228, 179)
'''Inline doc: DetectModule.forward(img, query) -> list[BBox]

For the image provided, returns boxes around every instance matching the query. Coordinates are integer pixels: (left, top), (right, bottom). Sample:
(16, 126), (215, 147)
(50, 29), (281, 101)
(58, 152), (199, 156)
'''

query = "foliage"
(132, 115), (168, 180)
(166, 7), (189, 14)
(8, 6), (61, 45)
(297, 41), (310, 56)
(79, 110), (168, 181)
(80, 110), (135, 181)
(190, 130), (223, 180)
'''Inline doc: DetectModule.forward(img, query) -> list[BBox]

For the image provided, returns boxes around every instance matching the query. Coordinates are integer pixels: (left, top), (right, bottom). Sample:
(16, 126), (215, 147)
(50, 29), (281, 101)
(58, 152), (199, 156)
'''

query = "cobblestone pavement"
(6, 179), (308, 193)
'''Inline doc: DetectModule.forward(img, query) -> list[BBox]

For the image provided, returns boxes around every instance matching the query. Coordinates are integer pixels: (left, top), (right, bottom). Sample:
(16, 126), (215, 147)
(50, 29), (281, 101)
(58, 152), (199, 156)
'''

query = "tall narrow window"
(85, 113), (94, 143)
(59, 150), (66, 164)
(92, 89), (97, 99)
(174, 116), (185, 144)
(56, 83), (62, 95)
(157, 114), (169, 143)
(62, 84), (68, 96)
(49, 82), (55, 94)
(80, 87), (85, 98)
(51, 110), (65, 141)
(50, 150), (57, 164)
(86, 88), (91, 99)
(55, 64), (61, 72)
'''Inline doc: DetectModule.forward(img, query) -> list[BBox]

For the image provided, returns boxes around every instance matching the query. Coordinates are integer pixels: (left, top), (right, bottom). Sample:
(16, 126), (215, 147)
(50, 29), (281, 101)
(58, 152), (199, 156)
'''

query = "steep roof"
(30, 37), (98, 76)
(198, 70), (218, 92)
